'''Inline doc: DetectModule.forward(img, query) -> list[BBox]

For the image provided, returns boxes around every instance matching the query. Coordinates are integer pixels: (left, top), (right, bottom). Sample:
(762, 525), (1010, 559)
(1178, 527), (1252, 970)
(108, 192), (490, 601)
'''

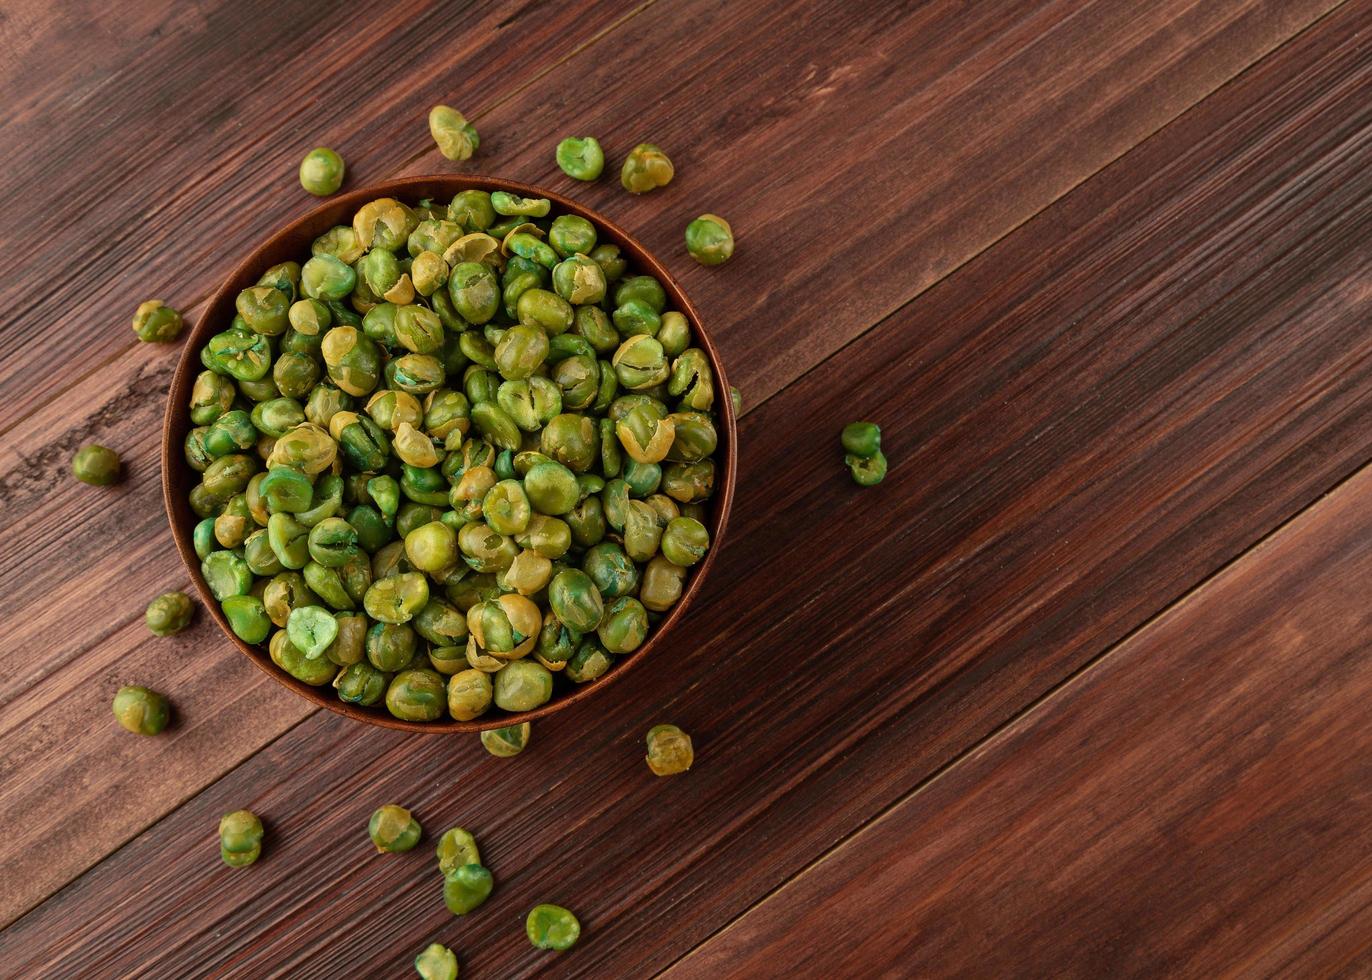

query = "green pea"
(556, 136), (605, 180)
(369, 803), (422, 852)
(613, 336), (670, 390)
(685, 213), (734, 265)
(299, 147), (345, 196)
(481, 722), (531, 757)
(448, 190), (495, 231)
(662, 460), (714, 503)
(364, 572), (430, 623)
(267, 512), (310, 569)
(386, 669), (448, 721)
(112, 685), (170, 736)
(193, 518), (218, 560)
(581, 542), (637, 598)
(589, 243), (627, 282)
(219, 809), (264, 867)
(645, 723), (694, 775)
(471, 401), (522, 451)
(429, 105), (479, 161)
(144, 591), (194, 636)
(491, 191), (550, 217)
(206, 327), (272, 381)
(494, 323), (551, 380)
(565, 640), (614, 683)
(493, 659), (553, 711)
(598, 596), (648, 654)
(505, 231), (559, 269)
(366, 621), (417, 671)
(307, 516), (359, 567)
(287, 605), (339, 659)
(847, 450), (888, 486)
(237, 285), (290, 336)
(405, 520), (458, 573)
(483, 479), (531, 535)
(548, 568), (604, 633)
(335, 661), (388, 705)
(132, 299), (185, 342)
(435, 827), (481, 874)
(202, 550), (252, 600)
(448, 261), (499, 324)
(547, 214), (596, 258)
(526, 904), (581, 950)
(661, 516), (709, 566)
(443, 863), (494, 915)
(223, 595), (272, 644)
(72, 444), (121, 486)
(641, 555), (687, 612)
(415, 943), (458, 980)
(301, 254), (357, 301)
(841, 421), (882, 458)
(621, 143), (674, 193)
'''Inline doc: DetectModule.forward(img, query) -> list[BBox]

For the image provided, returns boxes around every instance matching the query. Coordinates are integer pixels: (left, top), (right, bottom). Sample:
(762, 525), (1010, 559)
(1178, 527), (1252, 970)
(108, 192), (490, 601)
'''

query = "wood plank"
(671, 463), (1372, 979)
(0, 0), (1335, 430)
(4, 4), (1367, 969)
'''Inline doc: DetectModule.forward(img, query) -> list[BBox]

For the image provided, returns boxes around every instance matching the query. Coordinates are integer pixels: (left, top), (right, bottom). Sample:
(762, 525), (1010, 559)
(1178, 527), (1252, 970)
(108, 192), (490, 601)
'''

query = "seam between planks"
(655, 444), (1372, 978)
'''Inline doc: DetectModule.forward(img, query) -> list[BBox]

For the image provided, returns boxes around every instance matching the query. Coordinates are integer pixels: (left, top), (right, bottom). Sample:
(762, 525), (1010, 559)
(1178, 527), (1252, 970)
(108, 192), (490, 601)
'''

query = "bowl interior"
(162, 175), (736, 733)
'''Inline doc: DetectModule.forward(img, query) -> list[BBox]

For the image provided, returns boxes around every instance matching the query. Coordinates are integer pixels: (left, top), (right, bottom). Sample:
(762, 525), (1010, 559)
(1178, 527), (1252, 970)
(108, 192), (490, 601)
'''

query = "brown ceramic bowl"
(163, 175), (736, 733)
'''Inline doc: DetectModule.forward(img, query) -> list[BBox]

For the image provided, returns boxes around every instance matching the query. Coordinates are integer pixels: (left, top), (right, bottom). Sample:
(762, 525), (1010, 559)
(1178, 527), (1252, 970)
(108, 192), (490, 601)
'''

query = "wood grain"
(4, 3), (1367, 972)
(671, 462), (1372, 979)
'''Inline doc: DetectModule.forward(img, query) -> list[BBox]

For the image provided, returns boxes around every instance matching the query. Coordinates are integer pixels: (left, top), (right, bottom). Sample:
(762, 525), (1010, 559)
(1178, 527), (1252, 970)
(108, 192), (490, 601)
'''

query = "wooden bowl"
(163, 175), (736, 733)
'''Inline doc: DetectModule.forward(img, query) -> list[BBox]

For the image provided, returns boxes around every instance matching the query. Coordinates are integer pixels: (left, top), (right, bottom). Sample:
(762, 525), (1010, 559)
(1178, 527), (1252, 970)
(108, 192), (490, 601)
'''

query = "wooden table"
(2, 1), (1369, 975)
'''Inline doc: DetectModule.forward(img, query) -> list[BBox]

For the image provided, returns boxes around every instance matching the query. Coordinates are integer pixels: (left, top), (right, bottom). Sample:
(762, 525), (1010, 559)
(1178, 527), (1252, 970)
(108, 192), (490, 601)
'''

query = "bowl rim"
(162, 174), (736, 733)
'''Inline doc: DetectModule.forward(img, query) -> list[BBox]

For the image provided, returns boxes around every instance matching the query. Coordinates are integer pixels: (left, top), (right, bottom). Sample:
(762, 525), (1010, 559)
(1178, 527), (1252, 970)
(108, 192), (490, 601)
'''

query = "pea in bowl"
(162, 176), (736, 733)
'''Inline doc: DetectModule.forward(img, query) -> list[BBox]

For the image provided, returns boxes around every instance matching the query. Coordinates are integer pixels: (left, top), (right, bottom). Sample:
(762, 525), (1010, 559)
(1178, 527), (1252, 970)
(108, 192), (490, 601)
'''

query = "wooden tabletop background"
(2, 0), (1370, 976)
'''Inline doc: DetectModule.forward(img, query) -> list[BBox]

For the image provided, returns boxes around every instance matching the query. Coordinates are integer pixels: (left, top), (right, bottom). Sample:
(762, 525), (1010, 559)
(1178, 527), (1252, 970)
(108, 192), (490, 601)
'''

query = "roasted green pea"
(271, 628), (338, 685)
(598, 596), (647, 654)
(306, 517), (359, 567)
(223, 594), (272, 644)
(547, 214), (596, 257)
(206, 327), (273, 381)
(444, 863), (494, 915)
(72, 444), (121, 486)
(366, 621), (417, 672)
(841, 421), (881, 458)
(613, 336), (670, 390)
(429, 105), (479, 160)
(493, 659), (553, 711)
(481, 722), (530, 757)
(435, 827), (481, 874)
(299, 147), (345, 195)
(621, 143), (673, 193)
(589, 243), (627, 282)
(326, 612), (368, 665)
(143, 591), (194, 637)
(494, 323), (550, 380)
(847, 449), (888, 486)
(446, 668), (493, 720)
(386, 668), (448, 721)
(567, 495), (607, 548)
(483, 480), (531, 535)
(685, 213), (734, 265)
(540, 414), (599, 472)
(112, 685), (170, 735)
(287, 605), (339, 659)
(565, 639), (614, 683)
(547, 568), (604, 633)
(193, 518), (218, 560)
(132, 299), (185, 342)
(448, 262), (499, 325)
(202, 550), (252, 600)
(662, 460), (714, 503)
(263, 572), (319, 627)
(322, 327), (382, 396)
(556, 136), (604, 180)
(406, 520), (458, 573)
(236, 285), (290, 336)
(470, 401), (522, 451)
(641, 555), (687, 612)
(334, 662), (388, 705)
(669, 348), (715, 410)
(189, 371), (236, 426)
(645, 723), (693, 775)
(526, 904), (581, 950)
(365, 572), (430, 623)
(415, 943), (458, 980)
(301, 254), (357, 301)
(582, 542), (638, 598)
(369, 803), (422, 852)
(661, 516), (709, 566)
(220, 809), (264, 867)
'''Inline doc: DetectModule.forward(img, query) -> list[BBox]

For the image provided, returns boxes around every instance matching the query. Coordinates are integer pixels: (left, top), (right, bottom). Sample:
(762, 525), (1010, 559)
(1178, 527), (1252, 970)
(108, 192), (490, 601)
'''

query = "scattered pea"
(219, 809), (264, 868)
(72, 444), (121, 486)
(132, 300), (185, 342)
(369, 803), (422, 853)
(112, 685), (170, 735)
(299, 147), (345, 196)
(526, 904), (581, 951)
(556, 136), (605, 181)
(480, 722), (531, 757)
(429, 106), (479, 161)
(145, 591), (195, 636)
(685, 214), (734, 266)
(645, 723), (693, 776)
(620, 143), (674, 193)
(414, 943), (458, 980)
(443, 863), (494, 915)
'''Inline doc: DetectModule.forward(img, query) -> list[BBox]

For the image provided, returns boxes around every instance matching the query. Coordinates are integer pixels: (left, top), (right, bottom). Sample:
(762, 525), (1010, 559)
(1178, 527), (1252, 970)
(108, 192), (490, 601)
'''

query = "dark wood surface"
(1, 0), (1368, 976)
